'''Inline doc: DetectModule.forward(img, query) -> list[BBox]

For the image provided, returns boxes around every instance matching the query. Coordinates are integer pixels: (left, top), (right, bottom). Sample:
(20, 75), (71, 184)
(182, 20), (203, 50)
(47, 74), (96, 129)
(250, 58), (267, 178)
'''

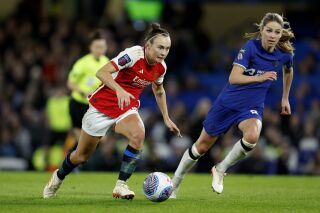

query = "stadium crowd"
(0, 1), (319, 175)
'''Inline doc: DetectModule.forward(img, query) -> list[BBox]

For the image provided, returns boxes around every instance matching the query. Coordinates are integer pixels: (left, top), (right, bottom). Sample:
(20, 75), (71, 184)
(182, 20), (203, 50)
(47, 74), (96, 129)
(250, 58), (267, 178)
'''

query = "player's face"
(90, 39), (107, 58)
(146, 35), (171, 64)
(261, 21), (282, 52)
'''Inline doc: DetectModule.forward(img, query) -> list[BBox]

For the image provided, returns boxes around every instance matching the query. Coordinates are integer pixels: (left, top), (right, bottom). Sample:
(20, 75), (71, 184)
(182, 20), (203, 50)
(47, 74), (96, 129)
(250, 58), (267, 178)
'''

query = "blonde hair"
(245, 13), (295, 54)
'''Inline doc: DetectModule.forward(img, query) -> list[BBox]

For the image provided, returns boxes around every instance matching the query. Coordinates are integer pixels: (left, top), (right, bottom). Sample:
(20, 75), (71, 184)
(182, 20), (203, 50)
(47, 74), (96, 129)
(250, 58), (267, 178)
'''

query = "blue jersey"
(216, 39), (293, 111)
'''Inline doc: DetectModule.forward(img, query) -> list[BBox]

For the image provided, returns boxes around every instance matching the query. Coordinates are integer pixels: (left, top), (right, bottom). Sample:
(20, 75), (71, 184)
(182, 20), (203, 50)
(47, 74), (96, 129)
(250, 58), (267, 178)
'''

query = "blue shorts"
(203, 102), (263, 136)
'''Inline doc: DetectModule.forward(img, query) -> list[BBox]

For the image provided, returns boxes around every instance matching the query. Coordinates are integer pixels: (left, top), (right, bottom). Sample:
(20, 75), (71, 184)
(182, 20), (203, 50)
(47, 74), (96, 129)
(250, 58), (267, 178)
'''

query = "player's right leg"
(170, 144), (200, 199)
(170, 128), (218, 198)
(113, 112), (144, 200)
(43, 130), (100, 198)
(212, 118), (261, 194)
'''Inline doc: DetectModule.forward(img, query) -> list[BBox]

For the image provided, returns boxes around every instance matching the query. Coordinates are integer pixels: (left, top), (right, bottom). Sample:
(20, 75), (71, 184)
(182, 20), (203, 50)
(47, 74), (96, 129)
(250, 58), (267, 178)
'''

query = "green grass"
(0, 172), (319, 213)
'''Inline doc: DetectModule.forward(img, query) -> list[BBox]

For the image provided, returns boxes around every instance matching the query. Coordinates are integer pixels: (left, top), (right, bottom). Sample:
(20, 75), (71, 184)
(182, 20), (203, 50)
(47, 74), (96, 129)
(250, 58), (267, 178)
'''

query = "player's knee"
(129, 129), (145, 149)
(243, 132), (259, 144)
(195, 141), (210, 154)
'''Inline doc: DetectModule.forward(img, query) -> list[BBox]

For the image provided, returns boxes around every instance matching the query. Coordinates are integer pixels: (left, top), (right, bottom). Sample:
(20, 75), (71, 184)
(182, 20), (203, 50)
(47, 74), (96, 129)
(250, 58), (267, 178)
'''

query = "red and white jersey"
(89, 45), (167, 118)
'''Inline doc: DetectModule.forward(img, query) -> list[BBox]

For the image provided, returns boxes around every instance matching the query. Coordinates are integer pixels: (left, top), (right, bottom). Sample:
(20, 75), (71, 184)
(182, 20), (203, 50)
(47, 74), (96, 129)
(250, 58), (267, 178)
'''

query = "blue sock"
(57, 152), (77, 180)
(118, 145), (141, 181)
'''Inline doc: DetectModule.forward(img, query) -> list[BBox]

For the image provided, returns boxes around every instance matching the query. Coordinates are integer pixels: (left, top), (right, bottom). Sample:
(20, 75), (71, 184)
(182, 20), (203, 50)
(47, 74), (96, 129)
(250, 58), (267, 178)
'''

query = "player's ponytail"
(277, 24), (295, 54)
(144, 23), (170, 44)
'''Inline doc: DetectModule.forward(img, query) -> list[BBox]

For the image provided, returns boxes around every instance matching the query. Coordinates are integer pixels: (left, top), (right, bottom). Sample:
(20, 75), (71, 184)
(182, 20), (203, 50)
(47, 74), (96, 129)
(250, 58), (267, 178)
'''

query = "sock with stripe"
(172, 144), (203, 187)
(118, 145), (141, 181)
(216, 138), (256, 173)
(57, 152), (77, 180)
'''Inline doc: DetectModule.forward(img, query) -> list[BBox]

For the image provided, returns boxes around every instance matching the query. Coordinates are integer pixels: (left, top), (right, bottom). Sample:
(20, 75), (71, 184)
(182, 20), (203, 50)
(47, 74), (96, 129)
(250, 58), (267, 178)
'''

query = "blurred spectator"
(44, 86), (72, 171)
(297, 120), (319, 174)
(311, 149), (320, 175)
(0, 126), (17, 157)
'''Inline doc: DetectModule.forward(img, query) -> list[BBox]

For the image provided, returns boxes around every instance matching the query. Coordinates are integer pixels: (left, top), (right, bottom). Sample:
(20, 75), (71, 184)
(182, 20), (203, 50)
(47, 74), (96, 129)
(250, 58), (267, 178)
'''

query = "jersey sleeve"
(284, 53), (293, 69)
(233, 40), (253, 69)
(111, 46), (144, 71)
(68, 59), (84, 83)
(154, 62), (167, 85)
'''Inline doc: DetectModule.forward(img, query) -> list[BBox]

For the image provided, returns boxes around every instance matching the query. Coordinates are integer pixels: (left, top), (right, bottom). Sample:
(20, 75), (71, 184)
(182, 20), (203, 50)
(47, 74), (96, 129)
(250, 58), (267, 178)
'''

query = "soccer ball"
(143, 172), (173, 202)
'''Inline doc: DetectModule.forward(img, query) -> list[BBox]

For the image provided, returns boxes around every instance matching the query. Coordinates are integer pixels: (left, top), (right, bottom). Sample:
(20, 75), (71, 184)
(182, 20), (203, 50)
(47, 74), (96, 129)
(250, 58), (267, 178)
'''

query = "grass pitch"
(0, 172), (319, 213)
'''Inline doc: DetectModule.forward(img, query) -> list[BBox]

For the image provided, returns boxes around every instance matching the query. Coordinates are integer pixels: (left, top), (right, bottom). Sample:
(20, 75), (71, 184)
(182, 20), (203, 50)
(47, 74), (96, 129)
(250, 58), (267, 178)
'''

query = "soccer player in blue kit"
(170, 13), (295, 198)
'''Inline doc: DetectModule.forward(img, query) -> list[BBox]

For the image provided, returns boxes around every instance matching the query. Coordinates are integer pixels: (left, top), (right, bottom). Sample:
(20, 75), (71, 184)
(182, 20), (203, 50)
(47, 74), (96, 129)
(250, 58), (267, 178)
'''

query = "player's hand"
(280, 98), (291, 115)
(80, 91), (89, 98)
(116, 88), (135, 110)
(258, 71), (277, 82)
(84, 92), (92, 98)
(164, 118), (182, 137)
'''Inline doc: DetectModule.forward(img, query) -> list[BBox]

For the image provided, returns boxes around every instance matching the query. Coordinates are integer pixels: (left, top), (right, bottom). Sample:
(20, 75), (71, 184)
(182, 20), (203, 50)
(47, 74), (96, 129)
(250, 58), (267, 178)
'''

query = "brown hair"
(88, 29), (105, 44)
(245, 13), (295, 54)
(144, 23), (170, 44)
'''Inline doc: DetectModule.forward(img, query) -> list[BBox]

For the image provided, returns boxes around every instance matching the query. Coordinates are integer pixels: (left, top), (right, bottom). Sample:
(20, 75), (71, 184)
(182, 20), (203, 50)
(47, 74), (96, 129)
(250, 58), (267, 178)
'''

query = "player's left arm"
(281, 66), (293, 115)
(152, 82), (182, 137)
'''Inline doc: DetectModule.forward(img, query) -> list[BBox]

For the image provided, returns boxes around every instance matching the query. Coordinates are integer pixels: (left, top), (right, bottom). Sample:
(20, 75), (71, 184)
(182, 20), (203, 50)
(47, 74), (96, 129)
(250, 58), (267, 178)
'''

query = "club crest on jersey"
(237, 49), (245, 60)
(118, 54), (131, 66)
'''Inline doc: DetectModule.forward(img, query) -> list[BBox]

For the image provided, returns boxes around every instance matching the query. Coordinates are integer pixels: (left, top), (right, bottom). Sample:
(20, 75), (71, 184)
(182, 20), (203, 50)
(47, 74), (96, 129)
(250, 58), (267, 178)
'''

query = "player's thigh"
(114, 113), (145, 141)
(72, 128), (81, 142)
(76, 130), (101, 157)
(238, 118), (262, 143)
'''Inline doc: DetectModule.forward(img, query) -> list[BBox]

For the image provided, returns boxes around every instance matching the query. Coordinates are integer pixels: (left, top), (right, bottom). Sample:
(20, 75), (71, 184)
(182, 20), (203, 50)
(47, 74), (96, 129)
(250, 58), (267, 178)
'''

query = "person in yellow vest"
(67, 30), (109, 147)
(45, 86), (72, 171)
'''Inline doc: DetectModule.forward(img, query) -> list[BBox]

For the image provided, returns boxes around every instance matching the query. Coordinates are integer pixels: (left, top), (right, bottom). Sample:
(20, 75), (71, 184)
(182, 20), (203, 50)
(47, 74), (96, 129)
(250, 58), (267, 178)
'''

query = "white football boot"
(43, 169), (63, 198)
(169, 187), (178, 199)
(211, 166), (226, 194)
(112, 180), (135, 200)
(169, 176), (183, 199)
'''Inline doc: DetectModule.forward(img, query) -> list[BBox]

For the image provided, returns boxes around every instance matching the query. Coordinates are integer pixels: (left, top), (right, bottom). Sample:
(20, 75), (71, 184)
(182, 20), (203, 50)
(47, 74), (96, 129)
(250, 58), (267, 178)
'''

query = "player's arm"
(152, 83), (181, 137)
(280, 66), (293, 115)
(229, 64), (277, 85)
(96, 62), (134, 110)
(67, 81), (86, 97)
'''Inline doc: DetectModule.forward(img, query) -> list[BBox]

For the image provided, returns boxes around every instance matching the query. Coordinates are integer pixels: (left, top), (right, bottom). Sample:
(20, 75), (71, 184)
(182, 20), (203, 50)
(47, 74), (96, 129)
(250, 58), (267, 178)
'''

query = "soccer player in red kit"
(43, 23), (181, 200)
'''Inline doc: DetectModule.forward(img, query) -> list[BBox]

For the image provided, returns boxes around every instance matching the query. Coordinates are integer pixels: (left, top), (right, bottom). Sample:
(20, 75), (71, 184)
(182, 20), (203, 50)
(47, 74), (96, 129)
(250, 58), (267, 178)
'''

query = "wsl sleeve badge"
(118, 54), (131, 66)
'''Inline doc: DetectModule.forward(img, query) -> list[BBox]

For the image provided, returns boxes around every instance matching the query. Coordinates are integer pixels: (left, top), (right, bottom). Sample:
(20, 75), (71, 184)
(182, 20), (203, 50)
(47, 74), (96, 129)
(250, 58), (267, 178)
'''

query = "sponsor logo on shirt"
(118, 54), (131, 66)
(133, 76), (151, 88)
(244, 68), (265, 76)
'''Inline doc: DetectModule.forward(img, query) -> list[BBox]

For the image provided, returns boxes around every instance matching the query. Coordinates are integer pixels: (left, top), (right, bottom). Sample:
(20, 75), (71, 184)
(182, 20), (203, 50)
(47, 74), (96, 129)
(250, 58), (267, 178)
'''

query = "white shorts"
(82, 104), (140, 137)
